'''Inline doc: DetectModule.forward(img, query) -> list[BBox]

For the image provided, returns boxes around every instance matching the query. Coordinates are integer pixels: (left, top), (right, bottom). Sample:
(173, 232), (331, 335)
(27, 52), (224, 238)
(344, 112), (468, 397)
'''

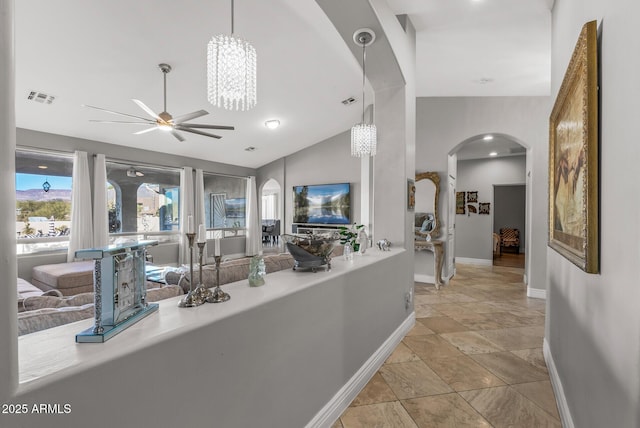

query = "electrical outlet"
(404, 290), (413, 310)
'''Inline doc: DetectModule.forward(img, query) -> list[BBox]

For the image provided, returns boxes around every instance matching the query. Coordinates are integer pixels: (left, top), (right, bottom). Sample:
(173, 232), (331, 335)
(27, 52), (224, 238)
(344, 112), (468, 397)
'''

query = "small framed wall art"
(456, 192), (465, 215)
(479, 202), (490, 215)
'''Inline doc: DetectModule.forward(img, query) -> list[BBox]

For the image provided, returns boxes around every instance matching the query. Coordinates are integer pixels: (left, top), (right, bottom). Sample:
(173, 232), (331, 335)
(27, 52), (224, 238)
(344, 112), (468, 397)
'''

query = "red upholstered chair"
(499, 228), (520, 254)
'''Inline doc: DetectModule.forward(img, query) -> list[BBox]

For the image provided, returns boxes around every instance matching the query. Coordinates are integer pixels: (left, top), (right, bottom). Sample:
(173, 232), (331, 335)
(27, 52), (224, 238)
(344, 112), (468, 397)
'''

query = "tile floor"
(333, 263), (561, 428)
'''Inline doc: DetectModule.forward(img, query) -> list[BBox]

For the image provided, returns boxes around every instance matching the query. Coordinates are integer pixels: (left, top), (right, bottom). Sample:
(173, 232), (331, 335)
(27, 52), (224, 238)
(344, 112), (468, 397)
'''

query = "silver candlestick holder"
(191, 241), (213, 304)
(206, 255), (230, 303)
(179, 232), (202, 308)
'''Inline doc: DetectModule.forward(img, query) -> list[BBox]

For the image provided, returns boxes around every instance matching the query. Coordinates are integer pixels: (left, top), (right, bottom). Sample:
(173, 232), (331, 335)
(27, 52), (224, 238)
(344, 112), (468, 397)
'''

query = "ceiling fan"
(84, 63), (234, 142)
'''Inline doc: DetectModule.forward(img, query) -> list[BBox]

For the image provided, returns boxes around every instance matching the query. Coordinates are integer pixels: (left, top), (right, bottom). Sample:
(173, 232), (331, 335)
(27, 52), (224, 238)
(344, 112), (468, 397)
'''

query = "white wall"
(456, 156), (526, 261)
(547, 1), (640, 426)
(416, 96), (550, 291)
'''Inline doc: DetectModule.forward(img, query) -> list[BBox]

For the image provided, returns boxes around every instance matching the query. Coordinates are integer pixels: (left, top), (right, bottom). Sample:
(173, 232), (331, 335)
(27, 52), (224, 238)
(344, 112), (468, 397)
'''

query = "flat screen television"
(293, 183), (351, 225)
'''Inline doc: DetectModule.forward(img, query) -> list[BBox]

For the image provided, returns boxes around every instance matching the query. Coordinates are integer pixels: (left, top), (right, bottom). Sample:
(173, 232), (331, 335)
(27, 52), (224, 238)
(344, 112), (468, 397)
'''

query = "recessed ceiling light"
(264, 120), (280, 130)
(483, 135), (493, 141)
(245, 146), (256, 152)
(37, 165), (48, 169)
(489, 152), (498, 157)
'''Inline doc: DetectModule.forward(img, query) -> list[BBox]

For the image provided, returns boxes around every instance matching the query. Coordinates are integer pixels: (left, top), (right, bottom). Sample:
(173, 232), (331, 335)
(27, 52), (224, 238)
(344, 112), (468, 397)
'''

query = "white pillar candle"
(187, 215), (194, 234)
(215, 238), (221, 256)
(198, 224), (206, 243)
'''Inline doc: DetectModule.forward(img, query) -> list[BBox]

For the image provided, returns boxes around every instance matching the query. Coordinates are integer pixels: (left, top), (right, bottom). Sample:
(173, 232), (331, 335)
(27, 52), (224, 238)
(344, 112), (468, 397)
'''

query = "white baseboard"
(306, 313), (415, 428)
(455, 257), (492, 266)
(414, 274), (435, 284)
(544, 338), (575, 428)
(527, 287), (546, 299)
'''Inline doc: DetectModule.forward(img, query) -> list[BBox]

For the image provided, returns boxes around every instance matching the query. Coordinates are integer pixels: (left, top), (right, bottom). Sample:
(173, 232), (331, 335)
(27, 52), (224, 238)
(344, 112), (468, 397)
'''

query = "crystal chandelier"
(207, 0), (257, 111)
(351, 29), (377, 157)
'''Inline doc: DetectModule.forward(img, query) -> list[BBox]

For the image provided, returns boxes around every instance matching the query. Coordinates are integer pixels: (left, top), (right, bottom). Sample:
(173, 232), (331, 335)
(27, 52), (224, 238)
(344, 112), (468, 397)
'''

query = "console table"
(414, 238), (444, 289)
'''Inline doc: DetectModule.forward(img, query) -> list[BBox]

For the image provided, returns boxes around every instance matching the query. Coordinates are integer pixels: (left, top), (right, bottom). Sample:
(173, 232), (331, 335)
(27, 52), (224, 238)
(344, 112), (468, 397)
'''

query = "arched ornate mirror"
(415, 172), (441, 239)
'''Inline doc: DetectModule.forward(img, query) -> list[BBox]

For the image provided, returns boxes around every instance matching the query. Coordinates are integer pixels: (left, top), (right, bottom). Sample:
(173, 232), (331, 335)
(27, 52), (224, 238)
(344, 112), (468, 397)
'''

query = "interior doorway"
(260, 178), (282, 249)
(447, 133), (529, 277)
(493, 184), (526, 268)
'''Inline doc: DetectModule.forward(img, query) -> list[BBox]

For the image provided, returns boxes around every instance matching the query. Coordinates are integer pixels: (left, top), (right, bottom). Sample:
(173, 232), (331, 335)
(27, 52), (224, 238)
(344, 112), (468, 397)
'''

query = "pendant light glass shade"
(351, 123), (377, 157)
(351, 29), (376, 157)
(207, 1), (257, 111)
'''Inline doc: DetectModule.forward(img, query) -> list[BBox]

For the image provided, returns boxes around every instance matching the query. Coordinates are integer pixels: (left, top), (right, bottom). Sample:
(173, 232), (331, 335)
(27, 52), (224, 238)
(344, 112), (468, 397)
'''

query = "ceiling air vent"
(27, 91), (56, 104)
(341, 97), (356, 106)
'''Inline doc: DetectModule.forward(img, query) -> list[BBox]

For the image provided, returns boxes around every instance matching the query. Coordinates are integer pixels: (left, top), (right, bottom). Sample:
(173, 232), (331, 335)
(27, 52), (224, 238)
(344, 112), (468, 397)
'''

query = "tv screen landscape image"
(293, 183), (351, 225)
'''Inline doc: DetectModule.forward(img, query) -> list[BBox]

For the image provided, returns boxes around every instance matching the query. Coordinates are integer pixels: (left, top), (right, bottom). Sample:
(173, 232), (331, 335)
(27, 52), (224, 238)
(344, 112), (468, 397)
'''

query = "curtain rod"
(102, 156), (249, 180)
(17, 145), (74, 157)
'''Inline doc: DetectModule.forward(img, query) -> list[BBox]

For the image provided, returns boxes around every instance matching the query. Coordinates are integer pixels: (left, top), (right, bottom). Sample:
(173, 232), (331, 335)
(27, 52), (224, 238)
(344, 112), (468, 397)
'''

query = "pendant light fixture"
(351, 28), (377, 158)
(207, 0), (257, 111)
(42, 178), (51, 192)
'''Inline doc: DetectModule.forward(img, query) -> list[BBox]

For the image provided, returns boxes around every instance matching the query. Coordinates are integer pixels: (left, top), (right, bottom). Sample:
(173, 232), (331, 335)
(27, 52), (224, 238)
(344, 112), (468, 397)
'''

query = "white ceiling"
(15, 0), (552, 169)
(455, 134), (526, 161)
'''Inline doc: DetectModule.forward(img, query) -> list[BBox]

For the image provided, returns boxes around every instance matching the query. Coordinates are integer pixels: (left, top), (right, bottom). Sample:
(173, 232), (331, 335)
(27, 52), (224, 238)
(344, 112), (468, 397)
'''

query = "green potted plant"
(338, 224), (364, 252)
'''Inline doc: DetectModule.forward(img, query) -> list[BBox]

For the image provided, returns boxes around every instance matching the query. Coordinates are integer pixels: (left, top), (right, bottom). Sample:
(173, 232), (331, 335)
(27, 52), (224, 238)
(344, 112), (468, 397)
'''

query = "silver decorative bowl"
(282, 233), (339, 272)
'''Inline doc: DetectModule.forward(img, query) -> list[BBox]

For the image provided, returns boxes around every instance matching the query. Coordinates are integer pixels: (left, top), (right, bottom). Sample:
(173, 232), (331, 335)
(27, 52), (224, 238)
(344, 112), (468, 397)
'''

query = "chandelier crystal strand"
(207, 0), (257, 111)
(351, 31), (377, 157)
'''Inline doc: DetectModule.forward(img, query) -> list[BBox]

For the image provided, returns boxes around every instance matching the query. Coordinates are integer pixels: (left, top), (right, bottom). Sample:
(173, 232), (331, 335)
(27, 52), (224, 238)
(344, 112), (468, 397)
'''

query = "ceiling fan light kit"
(207, 0), (257, 111)
(85, 63), (234, 142)
(351, 28), (377, 158)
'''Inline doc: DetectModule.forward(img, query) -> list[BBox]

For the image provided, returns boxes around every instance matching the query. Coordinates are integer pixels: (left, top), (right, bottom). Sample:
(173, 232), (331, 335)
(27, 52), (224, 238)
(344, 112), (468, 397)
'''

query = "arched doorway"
(447, 133), (530, 276)
(260, 178), (282, 249)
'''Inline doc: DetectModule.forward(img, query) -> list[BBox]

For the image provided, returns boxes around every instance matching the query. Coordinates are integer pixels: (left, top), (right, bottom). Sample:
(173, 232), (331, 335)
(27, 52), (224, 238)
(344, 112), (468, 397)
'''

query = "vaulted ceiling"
(15, 0), (551, 169)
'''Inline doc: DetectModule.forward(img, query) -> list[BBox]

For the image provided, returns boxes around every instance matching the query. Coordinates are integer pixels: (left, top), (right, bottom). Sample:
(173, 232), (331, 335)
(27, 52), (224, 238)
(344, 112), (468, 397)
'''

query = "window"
(15, 149), (73, 254)
(106, 161), (180, 242)
(204, 174), (247, 237)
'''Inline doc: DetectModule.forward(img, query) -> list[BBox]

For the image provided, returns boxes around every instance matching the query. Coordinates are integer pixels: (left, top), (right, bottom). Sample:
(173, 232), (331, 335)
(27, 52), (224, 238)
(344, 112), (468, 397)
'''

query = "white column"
(0, 0), (18, 402)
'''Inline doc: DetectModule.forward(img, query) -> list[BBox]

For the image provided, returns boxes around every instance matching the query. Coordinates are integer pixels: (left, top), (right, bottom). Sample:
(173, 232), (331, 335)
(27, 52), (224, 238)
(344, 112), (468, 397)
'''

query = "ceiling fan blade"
(175, 126), (222, 139)
(134, 127), (159, 135)
(171, 130), (186, 142)
(132, 99), (161, 121)
(89, 120), (154, 125)
(172, 110), (209, 124)
(83, 104), (152, 122)
(180, 123), (235, 130)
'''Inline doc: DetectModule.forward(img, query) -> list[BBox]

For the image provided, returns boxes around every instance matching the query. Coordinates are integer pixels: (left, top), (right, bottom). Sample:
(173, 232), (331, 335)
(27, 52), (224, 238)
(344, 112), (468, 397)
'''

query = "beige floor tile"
(339, 264), (556, 427)
(457, 302), (505, 313)
(429, 303), (469, 316)
(460, 386), (561, 427)
(418, 316), (468, 334)
(425, 355), (505, 391)
(402, 393), (492, 428)
(331, 418), (344, 428)
(415, 294), (454, 305)
(350, 373), (397, 407)
(512, 381), (560, 419)
(490, 311), (531, 328)
(414, 304), (443, 318)
(403, 334), (464, 360)
(453, 313), (505, 331)
(405, 320), (436, 336)
(340, 401), (418, 428)
(476, 326), (545, 350)
(470, 351), (549, 384)
(379, 360), (452, 399)
(385, 342), (421, 364)
(511, 348), (548, 373)
(508, 309), (546, 324)
(440, 331), (504, 354)
(438, 293), (477, 303)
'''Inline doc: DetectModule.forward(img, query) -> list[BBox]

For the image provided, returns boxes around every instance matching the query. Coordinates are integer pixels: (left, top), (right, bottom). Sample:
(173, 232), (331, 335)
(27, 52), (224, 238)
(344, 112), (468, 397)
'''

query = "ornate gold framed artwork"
(548, 20), (599, 273)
